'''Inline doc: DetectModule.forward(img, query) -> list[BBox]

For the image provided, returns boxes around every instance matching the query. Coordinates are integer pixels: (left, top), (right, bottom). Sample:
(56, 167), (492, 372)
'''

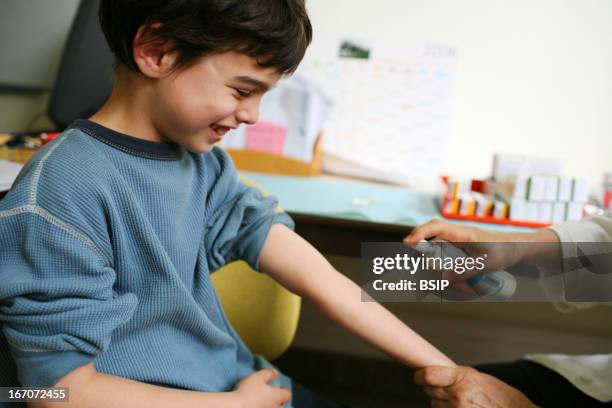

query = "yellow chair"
(211, 177), (301, 361)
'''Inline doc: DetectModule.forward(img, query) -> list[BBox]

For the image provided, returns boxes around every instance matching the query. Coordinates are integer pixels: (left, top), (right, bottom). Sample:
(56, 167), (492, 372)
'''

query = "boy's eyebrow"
(232, 76), (272, 91)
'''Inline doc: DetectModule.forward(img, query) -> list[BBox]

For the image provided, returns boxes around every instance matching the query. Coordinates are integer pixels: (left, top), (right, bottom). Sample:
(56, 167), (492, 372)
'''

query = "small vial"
(467, 270), (517, 300)
(414, 240), (517, 300)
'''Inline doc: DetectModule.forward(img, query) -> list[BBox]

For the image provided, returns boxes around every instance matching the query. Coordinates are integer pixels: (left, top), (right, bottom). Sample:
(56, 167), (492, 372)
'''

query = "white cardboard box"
(571, 178), (588, 203)
(543, 176), (558, 202)
(566, 202), (583, 221)
(557, 177), (572, 202)
(552, 202), (566, 223)
(527, 176), (546, 202)
(538, 202), (553, 224)
(509, 198), (526, 221)
(525, 202), (540, 222)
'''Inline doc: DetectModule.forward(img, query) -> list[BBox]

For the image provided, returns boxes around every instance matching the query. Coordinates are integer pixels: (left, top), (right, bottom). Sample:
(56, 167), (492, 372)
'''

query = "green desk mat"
(240, 172), (534, 233)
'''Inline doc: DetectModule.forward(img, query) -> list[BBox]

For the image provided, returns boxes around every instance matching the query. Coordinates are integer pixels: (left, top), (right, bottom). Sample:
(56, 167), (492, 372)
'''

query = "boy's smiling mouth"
(210, 124), (234, 141)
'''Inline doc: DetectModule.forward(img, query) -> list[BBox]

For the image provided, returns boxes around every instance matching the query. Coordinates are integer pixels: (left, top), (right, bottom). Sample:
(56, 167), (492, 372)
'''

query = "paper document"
(0, 159), (24, 191)
(221, 76), (334, 162)
(294, 34), (457, 191)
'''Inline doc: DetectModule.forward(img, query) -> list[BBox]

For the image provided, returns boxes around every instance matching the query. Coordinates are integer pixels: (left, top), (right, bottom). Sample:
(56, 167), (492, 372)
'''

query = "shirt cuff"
(245, 212), (294, 271)
(10, 345), (95, 387)
(543, 220), (610, 308)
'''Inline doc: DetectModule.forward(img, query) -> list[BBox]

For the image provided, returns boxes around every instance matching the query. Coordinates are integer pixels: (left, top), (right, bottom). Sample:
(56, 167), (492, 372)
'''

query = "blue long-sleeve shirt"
(0, 119), (294, 396)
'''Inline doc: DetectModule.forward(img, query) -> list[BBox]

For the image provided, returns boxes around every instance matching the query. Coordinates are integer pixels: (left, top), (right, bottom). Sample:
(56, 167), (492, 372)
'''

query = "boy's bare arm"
(30, 363), (290, 408)
(259, 224), (455, 369)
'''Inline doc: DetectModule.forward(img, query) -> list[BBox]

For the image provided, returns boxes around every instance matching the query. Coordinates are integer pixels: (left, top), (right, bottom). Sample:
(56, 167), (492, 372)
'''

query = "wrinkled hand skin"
(414, 366), (540, 408)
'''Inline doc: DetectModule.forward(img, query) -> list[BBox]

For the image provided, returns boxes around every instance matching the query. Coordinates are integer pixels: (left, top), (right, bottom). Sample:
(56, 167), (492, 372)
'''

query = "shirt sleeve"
(0, 209), (137, 387)
(204, 149), (294, 272)
(550, 215), (612, 244)
(541, 214), (612, 308)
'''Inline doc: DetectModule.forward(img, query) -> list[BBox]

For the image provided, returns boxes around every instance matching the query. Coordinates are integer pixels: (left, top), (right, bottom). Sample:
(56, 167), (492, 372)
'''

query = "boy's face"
(152, 51), (282, 153)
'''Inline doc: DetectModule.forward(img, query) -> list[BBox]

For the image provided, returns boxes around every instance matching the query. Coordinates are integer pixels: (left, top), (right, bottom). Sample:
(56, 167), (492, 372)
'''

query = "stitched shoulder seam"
(0, 205), (113, 267)
(29, 130), (74, 205)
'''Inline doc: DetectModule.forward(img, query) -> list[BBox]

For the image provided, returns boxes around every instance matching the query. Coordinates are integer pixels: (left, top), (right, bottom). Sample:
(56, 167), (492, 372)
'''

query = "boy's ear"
(132, 22), (179, 78)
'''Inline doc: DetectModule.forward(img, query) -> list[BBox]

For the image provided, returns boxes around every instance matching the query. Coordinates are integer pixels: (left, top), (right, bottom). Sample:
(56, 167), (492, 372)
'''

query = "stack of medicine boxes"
(509, 176), (587, 223)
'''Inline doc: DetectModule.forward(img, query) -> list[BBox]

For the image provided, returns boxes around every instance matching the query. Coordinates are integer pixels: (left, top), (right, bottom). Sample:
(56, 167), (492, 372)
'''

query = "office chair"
(48, 0), (114, 130)
(48, 0), (301, 360)
(212, 261), (301, 360)
(212, 177), (301, 360)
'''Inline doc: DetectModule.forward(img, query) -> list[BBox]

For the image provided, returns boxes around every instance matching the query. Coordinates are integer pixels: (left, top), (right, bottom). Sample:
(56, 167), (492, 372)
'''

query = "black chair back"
(48, 0), (114, 130)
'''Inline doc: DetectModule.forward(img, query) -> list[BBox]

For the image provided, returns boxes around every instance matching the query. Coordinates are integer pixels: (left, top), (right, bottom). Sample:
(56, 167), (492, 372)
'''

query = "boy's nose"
(236, 109), (258, 126)
(236, 101), (260, 126)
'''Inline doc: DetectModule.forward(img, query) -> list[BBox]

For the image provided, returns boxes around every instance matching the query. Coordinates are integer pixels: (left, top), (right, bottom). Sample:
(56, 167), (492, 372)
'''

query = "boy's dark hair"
(98, 0), (312, 75)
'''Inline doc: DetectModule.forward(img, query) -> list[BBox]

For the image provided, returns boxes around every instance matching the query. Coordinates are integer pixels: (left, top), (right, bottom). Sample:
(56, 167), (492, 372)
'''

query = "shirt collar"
(69, 119), (184, 161)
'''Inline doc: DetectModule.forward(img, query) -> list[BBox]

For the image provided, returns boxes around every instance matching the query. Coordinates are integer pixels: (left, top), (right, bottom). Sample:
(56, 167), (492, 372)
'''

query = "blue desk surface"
(241, 172), (534, 233)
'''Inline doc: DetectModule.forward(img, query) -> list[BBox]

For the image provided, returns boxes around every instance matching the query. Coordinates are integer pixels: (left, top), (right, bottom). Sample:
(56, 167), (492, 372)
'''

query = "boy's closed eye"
(233, 88), (252, 98)
(229, 75), (274, 98)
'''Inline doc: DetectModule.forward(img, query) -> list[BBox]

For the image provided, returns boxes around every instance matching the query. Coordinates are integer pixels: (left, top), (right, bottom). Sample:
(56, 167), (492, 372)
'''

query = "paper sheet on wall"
(221, 77), (334, 162)
(0, 159), (24, 191)
(294, 34), (457, 191)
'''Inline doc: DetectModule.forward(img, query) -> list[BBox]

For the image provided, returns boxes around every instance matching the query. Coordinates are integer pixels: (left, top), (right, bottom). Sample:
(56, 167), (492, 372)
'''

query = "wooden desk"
(0, 140), (412, 256)
(0, 134), (38, 163)
(291, 213), (410, 257)
(0, 136), (38, 202)
(290, 178), (412, 252)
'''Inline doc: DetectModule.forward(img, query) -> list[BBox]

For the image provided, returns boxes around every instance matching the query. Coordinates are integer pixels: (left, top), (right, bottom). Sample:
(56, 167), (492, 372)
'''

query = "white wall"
(0, 0), (79, 133)
(0, 93), (52, 132)
(0, 0), (79, 89)
(2, 0), (610, 197)
(306, 0), (612, 196)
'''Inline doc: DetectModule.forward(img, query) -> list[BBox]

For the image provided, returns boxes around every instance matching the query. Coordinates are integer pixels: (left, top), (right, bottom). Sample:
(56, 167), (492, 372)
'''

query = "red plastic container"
(40, 132), (61, 145)
(439, 176), (550, 229)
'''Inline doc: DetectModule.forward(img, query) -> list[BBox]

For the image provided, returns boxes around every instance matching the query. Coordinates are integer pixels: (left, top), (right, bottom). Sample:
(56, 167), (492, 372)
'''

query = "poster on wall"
(296, 33), (458, 191)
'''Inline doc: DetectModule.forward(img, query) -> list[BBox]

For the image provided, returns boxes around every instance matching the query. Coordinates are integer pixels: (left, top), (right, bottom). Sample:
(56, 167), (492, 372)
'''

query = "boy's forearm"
(32, 363), (238, 408)
(260, 225), (455, 369)
(305, 263), (455, 368)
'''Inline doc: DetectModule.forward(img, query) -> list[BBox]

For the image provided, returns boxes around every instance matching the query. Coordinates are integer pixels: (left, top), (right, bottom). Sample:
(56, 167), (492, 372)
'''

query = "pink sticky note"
(245, 122), (287, 154)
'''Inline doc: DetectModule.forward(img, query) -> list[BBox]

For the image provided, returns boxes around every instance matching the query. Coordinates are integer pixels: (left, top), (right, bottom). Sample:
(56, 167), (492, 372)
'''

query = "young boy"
(0, 1), (454, 407)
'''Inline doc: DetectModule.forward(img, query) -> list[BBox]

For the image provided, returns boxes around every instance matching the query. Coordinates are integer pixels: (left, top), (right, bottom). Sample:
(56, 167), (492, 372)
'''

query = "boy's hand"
(233, 369), (292, 408)
(414, 365), (538, 408)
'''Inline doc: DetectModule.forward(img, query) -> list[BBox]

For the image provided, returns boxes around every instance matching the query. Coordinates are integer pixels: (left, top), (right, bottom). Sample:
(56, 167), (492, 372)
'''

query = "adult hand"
(405, 219), (562, 278)
(403, 220), (527, 293)
(404, 219), (524, 270)
(414, 365), (538, 408)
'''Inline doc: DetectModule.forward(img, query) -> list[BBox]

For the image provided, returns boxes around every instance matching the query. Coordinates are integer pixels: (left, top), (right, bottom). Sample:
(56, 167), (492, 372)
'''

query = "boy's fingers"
(252, 368), (277, 383)
(266, 368), (278, 382)
(414, 366), (459, 387)
(276, 387), (292, 404)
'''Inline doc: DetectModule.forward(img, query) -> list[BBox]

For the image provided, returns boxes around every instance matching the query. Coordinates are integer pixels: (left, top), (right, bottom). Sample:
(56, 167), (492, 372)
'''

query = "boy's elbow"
(29, 402), (54, 408)
(28, 399), (69, 408)
(28, 362), (98, 408)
